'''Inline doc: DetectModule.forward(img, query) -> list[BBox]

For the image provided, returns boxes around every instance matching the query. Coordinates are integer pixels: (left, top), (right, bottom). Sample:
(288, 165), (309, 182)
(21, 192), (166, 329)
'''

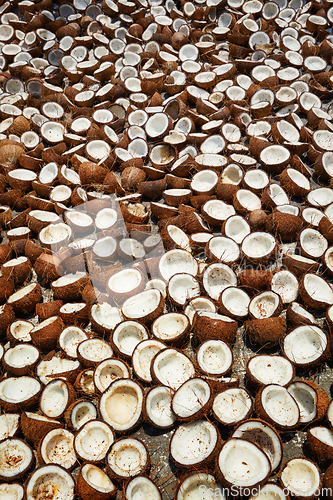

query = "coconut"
(0, 413), (20, 441)
(287, 302), (316, 327)
(242, 232), (277, 263)
(122, 289), (164, 325)
(124, 476), (161, 500)
(0, 438), (34, 481)
(76, 463), (116, 500)
(289, 380), (329, 424)
(219, 287), (250, 320)
(205, 236), (240, 265)
(6, 320), (33, 344)
(74, 420), (114, 463)
(3, 344), (40, 376)
(64, 399), (97, 431)
(213, 387), (253, 426)
(38, 428), (76, 470)
(59, 302), (89, 326)
(40, 379), (75, 420)
(25, 465), (75, 500)
(283, 325), (328, 367)
(90, 303), (123, 335)
(7, 282), (42, 315)
(107, 268), (145, 304)
(144, 385), (176, 429)
(249, 291), (282, 319)
(77, 338), (113, 368)
(58, 326), (88, 359)
(111, 320), (148, 358)
(280, 459), (321, 500)
(74, 369), (96, 397)
(167, 273), (200, 307)
(265, 212), (303, 242)
(176, 472), (226, 500)
(36, 351), (80, 385)
(0, 484), (24, 500)
(30, 316), (64, 350)
(298, 228), (328, 259)
(106, 438), (150, 481)
(21, 412), (62, 446)
(299, 273), (333, 309)
(51, 272), (88, 302)
(247, 355), (295, 388)
(132, 339), (166, 383)
(94, 358), (130, 394)
(255, 384), (300, 430)
(151, 312), (190, 346)
(193, 311), (238, 345)
(151, 348), (195, 390)
(202, 263), (237, 301)
(0, 376), (41, 412)
(170, 420), (220, 469)
(172, 378), (212, 422)
(282, 254), (320, 277)
(99, 379), (143, 432)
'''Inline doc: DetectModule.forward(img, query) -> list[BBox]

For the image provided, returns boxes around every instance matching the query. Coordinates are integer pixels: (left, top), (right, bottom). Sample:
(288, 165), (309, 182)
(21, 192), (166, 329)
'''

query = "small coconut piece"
(0, 376), (41, 412)
(280, 458), (321, 500)
(7, 282), (42, 315)
(151, 312), (190, 346)
(172, 378), (212, 422)
(3, 344), (40, 376)
(288, 381), (329, 425)
(106, 438), (150, 480)
(40, 379), (75, 419)
(299, 274), (333, 309)
(25, 465), (75, 500)
(247, 355), (295, 387)
(94, 359), (130, 394)
(216, 438), (271, 490)
(283, 325), (328, 367)
(74, 420), (114, 463)
(100, 379), (143, 432)
(242, 232), (277, 263)
(74, 369), (95, 396)
(249, 291), (282, 319)
(132, 339), (166, 383)
(0, 438), (34, 481)
(76, 463), (116, 500)
(124, 476), (161, 500)
(151, 348), (195, 390)
(78, 338), (113, 368)
(38, 428), (76, 470)
(0, 414), (20, 441)
(213, 388), (253, 426)
(144, 386), (176, 429)
(170, 420), (220, 469)
(287, 302), (315, 328)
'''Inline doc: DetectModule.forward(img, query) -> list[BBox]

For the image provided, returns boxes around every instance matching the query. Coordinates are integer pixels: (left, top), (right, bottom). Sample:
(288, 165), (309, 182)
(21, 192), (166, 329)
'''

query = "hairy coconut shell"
(34, 253), (62, 284)
(265, 212), (303, 243)
(21, 411), (62, 447)
(36, 300), (64, 322)
(238, 268), (272, 293)
(30, 316), (65, 350)
(245, 317), (287, 348)
(193, 312), (238, 346)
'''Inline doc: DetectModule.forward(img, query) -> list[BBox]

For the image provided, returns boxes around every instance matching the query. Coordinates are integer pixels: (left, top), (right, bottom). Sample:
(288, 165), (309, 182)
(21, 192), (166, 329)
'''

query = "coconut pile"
(4, 0), (333, 499)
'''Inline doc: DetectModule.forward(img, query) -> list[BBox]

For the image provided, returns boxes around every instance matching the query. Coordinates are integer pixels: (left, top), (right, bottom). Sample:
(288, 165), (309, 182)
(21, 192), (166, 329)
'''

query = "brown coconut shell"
(299, 274), (331, 309)
(51, 274), (89, 302)
(282, 254), (320, 277)
(245, 317), (287, 348)
(21, 411), (62, 446)
(319, 216), (333, 245)
(0, 276), (15, 304)
(30, 316), (65, 350)
(76, 464), (117, 500)
(238, 268), (272, 293)
(34, 253), (62, 284)
(286, 303), (315, 327)
(307, 426), (333, 465)
(36, 300), (64, 321)
(265, 212), (303, 243)
(1, 257), (32, 284)
(8, 282), (42, 315)
(193, 312), (238, 346)
(79, 161), (108, 185)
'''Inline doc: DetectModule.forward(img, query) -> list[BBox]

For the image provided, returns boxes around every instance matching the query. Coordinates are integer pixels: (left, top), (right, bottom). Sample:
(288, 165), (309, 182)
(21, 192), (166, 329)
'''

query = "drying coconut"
(280, 459), (321, 500)
(245, 317), (286, 348)
(255, 384), (300, 431)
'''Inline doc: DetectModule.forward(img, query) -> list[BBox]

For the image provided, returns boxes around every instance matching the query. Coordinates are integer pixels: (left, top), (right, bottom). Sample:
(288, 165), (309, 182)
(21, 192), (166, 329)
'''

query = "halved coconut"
(271, 270), (299, 304)
(206, 236), (240, 265)
(280, 458), (321, 499)
(38, 428), (76, 470)
(77, 338), (113, 368)
(36, 352), (80, 385)
(249, 291), (282, 319)
(170, 420), (220, 468)
(3, 344), (40, 376)
(216, 438), (271, 489)
(74, 420), (114, 463)
(184, 297), (217, 324)
(247, 355), (294, 387)
(0, 438), (34, 480)
(25, 465), (75, 500)
(222, 215), (250, 244)
(256, 384), (300, 430)
(39, 222), (72, 250)
(246, 317), (286, 348)
(99, 379), (143, 432)
(111, 320), (148, 357)
(60, 302), (89, 326)
(201, 199), (235, 226)
(124, 476), (161, 500)
(144, 385), (176, 429)
(51, 272), (88, 302)
(176, 472), (226, 500)
(196, 340), (233, 377)
(0, 483), (24, 500)
(74, 369), (95, 396)
(20, 412), (62, 446)
(242, 232), (277, 263)
(167, 273), (200, 307)
(7, 282), (42, 315)
(282, 254), (319, 277)
(6, 320), (33, 343)
(0, 413), (20, 441)
(122, 289), (163, 325)
(288, 381), (327, 425)
(40, 379), (74, 419)
(77, 463), (116, 500)
(161, 224), (191, 252)
(59, 326), (88, 359)
(283, 326), (328, 367)
(300, 273), (333, 309)
(219, 287), (250, 320)
(1, 256), (31, 284)
(202, 263), (237, 301)
(191, 170), (218, 195)
(107, 438), (149, 479)
(95, 208), (118, 231)
(172, 378), (212, 421)
(93, 358), (130, 394)
(132, 339), (166, 383)
(90, 303), (123, 335)
(65, 400), (97, 430)
(151, 348), (195, 390)
(213, 388), (253, 426)
(107, 268), (145, 304)
(0, 376), (41, 412)
(287, 302), (315, 328)
(232, 419), (283, 473)
(299, 228), (328, 259)
(30, 316), (65, 350)
(193, 311), (238, 345)
(151, 312), (190, 346)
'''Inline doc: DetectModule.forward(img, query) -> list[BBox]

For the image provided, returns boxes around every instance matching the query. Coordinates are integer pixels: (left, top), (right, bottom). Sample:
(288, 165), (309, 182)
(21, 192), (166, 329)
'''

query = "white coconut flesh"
(168, 273), (200, 306)
(39, 223), (72, 246)
(247, 356), (294, 386)
(308, 188), (333, 208)
(40, 380), (70, 418)
(266, 184), (289, 206)
(76, 370), (95, 396)
(0, 376), (40, 404)
(172, 378), (211, 419)
(213, 388), (252, 425)
(0, 438), (33, 478)
(119, 238), (145, 259)
(287, 382), (317, 423)
(236, 190), (261, 211)
(286, 169), (310, 191)
(176, 473), (226, 500)
(220, 287), (250, 317)
(107, 438), (148, 477)
(281, 459), (321, 498)
(69, 237), (95, 253)
(224, 216), (250, 244)
(260, 146), (290, 167)
(304, 274), (333, 306)
(113, 321), (148, 356)
(132, 340), (166, 383)
(2, 255), (27, 269)
(290, 302), (315, 323)
(203, 199), (235, 222)
(60, 303), (86, 315)
(40, 429), (76, 469)
(249, 483), (289, 500)
(170, 420), (218, 466)
(29, 211), (60, 224)
(8, 283), (38, 305)
(93, 237), (117, 259)
(78, 339), (113, 363)
(221, 164), (243, 185)
(217, 438), (271, 487)
(70, 401), (97, 430)
(300, 229), (328, 258)
(271, 271), (299, 304)
(242, 232), (276, 259)
(7, 228), (30, 239)
(146, 386), (175, 428)
(184, 297), (217, 323)
(203, 263), (237, 300)
(4, 344), (39, 369)
(122, 289), (161, 320)
(152, 349), (195, 390)
(191, 170), (218, 193)
(249, 292), (280, 319)
(59, 327), (88, 358)
(65, 211), (93, 230)
(167, 225), (191, 251)
(81, 464), (116, 494)
(50, 185), (72, 203)
(159, 250), (198, 281)
(197, 340), (233, 376)
(91, 303), (123, 330)
(152, 313), (189, 342)
(0, 483), (24, 500)
(284, 325), (327, 365)
(125, 476), (161, 500)
(108, 269), (143, 295)
(75, 420), (114, 461)
(145, 113), (169, 138)
(232, 420), (282, 472)
(52, 272), (87, 289)
(26, 465), (75, 500)
(261, 385), (299, 427)
(277, 205), (299, 216)
(95, 208), (118, 230)
(0, 414), (20, 440)
(9, 320), (33, 342)
(208, 236), (240, 263)
(100, 380), (143, 431)
(94, 359), (130, 393)
(37, 355), (80, 385)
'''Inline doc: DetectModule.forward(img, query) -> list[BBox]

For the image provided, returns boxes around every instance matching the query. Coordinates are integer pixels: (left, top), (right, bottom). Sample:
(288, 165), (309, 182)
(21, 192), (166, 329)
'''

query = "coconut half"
(144, 385), (176, 429)
(0, 438), (33, 480)
(283, 326), (328, 367)
(38, 428), (76, 470)
(124, 476), (161, 500)
(280, 459), (321, 499)
(151, 348), (195, 390)
(132, 339), (166, 383)
(256, 384), (300, 430)
(213, 388), (253, 426)
(107, 438), (149, 479)
(247, 355), (294, 387)
(196, 339), (233, 376)
(172, 378), (212, 421)
(74, 420), (114, 463)
(25, 465), (75, 500)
